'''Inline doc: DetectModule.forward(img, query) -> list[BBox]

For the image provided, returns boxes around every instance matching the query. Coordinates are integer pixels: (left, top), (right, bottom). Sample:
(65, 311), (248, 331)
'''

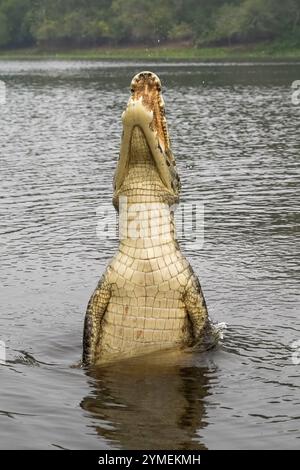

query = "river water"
(0, 60), (299, 449)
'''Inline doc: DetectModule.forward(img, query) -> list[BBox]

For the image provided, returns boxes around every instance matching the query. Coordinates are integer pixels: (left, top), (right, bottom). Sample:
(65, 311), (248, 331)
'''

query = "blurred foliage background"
(0, 0), (299, 49)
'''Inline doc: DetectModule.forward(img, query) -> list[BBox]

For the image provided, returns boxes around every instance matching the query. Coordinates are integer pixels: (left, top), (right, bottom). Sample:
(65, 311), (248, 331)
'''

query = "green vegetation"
(0, 0), (299, 57)
(0, 43), (299, 61)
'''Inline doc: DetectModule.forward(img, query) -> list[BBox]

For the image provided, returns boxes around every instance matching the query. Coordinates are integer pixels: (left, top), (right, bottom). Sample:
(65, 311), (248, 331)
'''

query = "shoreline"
(0, 44), (299, 61)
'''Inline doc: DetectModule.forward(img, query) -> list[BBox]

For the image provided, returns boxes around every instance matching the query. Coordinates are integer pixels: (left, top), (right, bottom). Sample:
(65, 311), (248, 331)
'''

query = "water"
(0, 60), (299, 450)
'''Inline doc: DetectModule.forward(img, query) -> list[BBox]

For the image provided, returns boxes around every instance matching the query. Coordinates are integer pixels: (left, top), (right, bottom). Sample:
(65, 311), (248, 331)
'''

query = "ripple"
(0, 60), (299, 449)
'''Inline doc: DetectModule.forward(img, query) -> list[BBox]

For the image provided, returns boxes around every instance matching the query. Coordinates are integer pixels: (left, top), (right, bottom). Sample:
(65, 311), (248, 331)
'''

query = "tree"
(206, 0), (300, 44)
(0, 0), (299, 49)
(111, 0), (174, 43)
(0, 12), (10, 46)
(0, 0), (33, 46)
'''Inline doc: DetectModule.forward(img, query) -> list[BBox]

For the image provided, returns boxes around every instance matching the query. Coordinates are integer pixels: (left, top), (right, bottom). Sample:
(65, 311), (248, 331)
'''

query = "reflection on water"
(81, 352), (210, 450)
(0, 60), (299, 449)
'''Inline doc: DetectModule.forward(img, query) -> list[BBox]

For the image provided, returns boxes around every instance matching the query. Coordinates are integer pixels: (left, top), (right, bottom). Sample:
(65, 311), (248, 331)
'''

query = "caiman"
(82, 71), (220, 365)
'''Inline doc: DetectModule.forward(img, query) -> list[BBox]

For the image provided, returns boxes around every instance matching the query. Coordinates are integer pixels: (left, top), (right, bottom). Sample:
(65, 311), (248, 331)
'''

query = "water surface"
(0, 60), (299, 449)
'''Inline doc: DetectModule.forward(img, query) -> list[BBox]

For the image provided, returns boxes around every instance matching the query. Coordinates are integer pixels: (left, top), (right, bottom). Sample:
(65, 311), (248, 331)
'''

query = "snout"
(130, 71), (162, 95)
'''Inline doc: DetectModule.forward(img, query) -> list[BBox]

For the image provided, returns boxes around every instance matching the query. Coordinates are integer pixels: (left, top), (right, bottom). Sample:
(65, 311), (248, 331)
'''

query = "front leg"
(183, 270), (209, 345)
(82, 273), (111, 365)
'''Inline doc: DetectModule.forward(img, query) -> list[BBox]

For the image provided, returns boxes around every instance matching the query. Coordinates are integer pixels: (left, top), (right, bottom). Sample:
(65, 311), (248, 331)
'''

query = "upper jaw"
(114, 71), (181, 201)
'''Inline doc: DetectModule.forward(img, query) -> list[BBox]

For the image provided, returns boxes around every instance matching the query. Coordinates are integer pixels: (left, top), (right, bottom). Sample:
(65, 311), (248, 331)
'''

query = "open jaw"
(113, 71), (181, 202)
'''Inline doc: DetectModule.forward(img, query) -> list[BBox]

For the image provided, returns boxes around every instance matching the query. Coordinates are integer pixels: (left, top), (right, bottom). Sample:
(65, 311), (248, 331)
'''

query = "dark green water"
(0, 60), (299, 449)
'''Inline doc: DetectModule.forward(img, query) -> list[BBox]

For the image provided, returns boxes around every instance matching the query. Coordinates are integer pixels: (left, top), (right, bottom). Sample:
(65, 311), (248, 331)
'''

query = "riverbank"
(0, 42), (299, 60)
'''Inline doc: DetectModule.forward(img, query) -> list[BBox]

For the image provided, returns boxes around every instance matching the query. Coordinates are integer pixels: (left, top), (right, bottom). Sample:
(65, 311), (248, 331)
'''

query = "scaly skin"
(83, 72), (211, 365)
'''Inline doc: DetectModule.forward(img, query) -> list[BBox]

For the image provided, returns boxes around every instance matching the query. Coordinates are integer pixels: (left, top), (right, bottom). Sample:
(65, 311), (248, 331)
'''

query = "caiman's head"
(113, 71), (180, 209)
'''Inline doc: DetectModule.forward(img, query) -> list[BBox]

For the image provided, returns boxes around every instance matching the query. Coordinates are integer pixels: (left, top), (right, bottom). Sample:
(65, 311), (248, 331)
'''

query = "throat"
(114, 124), (179, 209)
(119, 199), (176, 246)
(130, 125), (153, 164)
(118, 159), (169, 202)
